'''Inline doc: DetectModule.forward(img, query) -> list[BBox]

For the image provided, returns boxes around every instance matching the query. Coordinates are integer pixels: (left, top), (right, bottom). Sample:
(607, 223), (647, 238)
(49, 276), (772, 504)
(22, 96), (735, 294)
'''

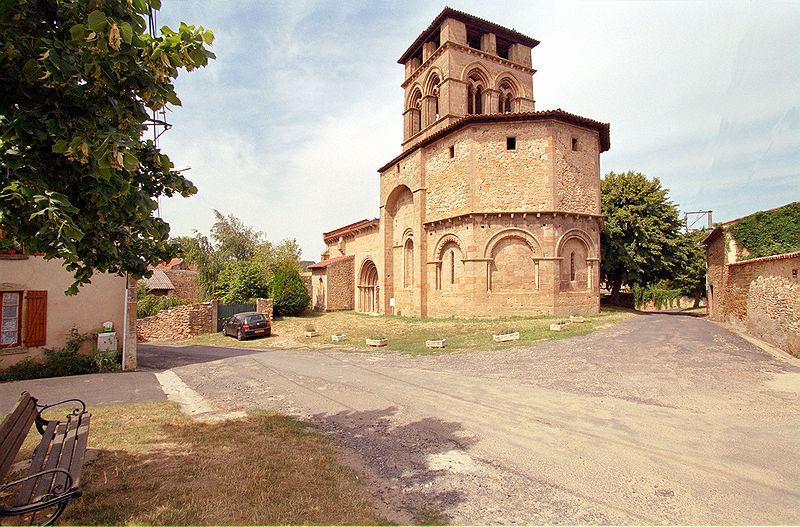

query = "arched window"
(497, 79), (516, 114)
(408, 89), (422, 135)
(467, 72), (485, 115)
(449, 250), (455, 285)
(404, 238), (414, 287)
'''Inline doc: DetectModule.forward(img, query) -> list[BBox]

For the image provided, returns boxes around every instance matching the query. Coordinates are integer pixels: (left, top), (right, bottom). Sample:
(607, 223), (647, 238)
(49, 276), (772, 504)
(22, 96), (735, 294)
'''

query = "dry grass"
(6, 402), (389, 525)
(188, 307), (635, 354)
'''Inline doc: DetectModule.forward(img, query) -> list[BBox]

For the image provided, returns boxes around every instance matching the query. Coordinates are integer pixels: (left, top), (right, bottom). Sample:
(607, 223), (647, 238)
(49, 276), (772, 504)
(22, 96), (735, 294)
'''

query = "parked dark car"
(222, 312), (271, 340)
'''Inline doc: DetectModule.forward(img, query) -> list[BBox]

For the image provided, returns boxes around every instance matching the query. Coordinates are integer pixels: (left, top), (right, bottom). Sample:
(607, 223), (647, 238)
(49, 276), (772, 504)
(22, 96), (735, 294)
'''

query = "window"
(506, 136), (516, 150)
(570, 252), (576, 281)
(449, 250), (455, 285)
(449, 145), (455, 158)
(572, 137), (578, 151)
(403, 238), (414, 287)
(1, 291), (21, 348)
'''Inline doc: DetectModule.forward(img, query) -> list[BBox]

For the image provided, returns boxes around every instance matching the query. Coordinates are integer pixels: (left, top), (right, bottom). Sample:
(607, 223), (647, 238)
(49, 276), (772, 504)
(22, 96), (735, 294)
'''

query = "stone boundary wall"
(725, 254), (799, 355)
(136, 302), (214, 342)
(637, 296), (705, 312)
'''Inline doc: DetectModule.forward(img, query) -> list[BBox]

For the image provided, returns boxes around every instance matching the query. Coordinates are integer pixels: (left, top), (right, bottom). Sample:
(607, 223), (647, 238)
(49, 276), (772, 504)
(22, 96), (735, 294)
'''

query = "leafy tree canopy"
(175, 212), (303, 302)
(0, 0), (214, 293)
(216, 259), (270, 304)
(271, 262), (309, 317)
(600, 171), (683, 298)
(671, 230), (707, 306)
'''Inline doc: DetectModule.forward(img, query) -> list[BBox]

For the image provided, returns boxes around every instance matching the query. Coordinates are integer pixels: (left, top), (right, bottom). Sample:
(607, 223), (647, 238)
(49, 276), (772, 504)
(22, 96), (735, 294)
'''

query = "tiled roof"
(378, 109), (611, 173)
(144, 269), (175, 290)
(307, 255), (355, 270)
(398, 6), (540, 64)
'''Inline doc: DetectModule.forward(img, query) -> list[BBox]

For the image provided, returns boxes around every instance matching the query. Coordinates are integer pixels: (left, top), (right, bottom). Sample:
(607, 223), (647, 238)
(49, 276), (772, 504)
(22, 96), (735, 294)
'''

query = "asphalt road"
(143, 313), (800, 525)
(2, 314), (798, 524)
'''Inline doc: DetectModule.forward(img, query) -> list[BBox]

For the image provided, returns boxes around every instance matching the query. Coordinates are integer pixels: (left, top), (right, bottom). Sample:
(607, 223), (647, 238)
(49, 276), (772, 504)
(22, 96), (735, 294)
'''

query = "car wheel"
(237, 329), (244, 341)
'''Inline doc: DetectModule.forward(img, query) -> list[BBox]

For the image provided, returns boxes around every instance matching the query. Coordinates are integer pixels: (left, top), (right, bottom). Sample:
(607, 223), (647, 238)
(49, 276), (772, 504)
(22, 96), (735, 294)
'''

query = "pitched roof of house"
(398, 6), (540, 64)
(307, 255), (355, 270)
(378, 109), (611, 173)
(144, 269), (175, 290)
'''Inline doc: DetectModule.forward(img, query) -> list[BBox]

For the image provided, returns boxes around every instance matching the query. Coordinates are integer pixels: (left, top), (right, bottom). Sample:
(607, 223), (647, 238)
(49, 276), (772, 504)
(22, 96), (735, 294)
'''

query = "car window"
(245, 314), (266, 324)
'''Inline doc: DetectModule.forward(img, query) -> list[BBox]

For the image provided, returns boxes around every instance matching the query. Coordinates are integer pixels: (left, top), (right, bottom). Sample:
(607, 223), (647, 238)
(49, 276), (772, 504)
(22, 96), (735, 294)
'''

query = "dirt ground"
(141, 313), (800, 524)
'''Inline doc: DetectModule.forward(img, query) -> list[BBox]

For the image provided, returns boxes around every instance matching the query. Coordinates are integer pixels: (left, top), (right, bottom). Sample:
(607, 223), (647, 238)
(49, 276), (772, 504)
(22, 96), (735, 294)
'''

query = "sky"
(155, 0), (800, 260)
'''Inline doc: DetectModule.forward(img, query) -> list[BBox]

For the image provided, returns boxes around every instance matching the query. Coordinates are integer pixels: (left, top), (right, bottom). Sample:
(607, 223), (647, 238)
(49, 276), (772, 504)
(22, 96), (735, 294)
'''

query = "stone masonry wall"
(326, 258), (355, 311)
(162, 269), (200, 302)
(136, 302), (213, 342)
(724, 254), (799, 355)
(256, 298), (273, 321)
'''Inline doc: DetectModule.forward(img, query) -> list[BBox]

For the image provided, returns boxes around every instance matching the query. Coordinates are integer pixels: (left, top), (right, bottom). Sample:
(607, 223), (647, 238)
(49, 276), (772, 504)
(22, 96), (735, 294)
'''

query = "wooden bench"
(0, 392), (91, 526)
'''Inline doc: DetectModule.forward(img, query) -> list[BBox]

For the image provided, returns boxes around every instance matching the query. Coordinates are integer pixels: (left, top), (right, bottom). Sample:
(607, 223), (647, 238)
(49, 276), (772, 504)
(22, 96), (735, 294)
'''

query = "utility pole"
(684, 210), (713, 233)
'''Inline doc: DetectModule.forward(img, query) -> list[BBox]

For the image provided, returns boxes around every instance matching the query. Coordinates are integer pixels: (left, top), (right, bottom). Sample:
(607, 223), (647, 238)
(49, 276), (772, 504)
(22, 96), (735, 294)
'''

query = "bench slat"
(28, 421), (67, 503)
(0, 393), (37, 481)
(67, 414), (90, 486)
(53, 415), (81, 492)
(13, 420), (58, 507)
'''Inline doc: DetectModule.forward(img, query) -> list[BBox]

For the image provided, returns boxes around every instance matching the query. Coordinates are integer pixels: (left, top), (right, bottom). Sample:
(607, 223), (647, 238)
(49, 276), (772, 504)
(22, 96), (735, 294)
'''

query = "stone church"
(310, 7), (610, 317)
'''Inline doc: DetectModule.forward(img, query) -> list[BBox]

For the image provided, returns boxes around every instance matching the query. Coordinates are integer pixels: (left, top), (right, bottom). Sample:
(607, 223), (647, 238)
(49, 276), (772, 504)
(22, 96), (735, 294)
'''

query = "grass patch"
(187, 307), (634, 355)
(8, 402), (389, 525)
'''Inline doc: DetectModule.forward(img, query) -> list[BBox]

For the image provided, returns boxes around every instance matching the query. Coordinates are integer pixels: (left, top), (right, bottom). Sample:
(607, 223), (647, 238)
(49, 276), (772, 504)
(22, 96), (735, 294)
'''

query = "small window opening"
(449, 250), (455, 285)
(497, 39), (510, 60)
(506, 136), (516, 150)
(570, 252), (576, 281)
(449, 145), (455, 158)
(571, 137), (578, 151)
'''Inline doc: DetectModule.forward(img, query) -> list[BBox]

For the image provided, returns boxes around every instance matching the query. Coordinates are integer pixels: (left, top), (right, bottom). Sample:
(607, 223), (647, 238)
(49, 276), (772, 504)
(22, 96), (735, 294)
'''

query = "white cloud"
(155, 1), (800, 259)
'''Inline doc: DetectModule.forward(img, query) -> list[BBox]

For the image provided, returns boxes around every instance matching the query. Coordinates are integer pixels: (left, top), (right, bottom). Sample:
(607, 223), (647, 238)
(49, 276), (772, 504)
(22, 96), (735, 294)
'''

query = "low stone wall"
(638, 296), (705, 312)
(136, 302), (214, 342)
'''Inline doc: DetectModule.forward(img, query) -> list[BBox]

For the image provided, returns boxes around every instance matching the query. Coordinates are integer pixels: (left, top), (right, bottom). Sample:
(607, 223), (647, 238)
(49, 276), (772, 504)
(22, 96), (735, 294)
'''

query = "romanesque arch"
(495, 75), (520, 113)
(358, 259), (379, 313)
(484, 229), (542, 292)
(406, 86), (423, 135)
(433, 233), (465, 291)
(424, 70), (442, 126)
(384, 185), (415, 300)
(555, 229), (595, 290)
(462, 64), (490, 115)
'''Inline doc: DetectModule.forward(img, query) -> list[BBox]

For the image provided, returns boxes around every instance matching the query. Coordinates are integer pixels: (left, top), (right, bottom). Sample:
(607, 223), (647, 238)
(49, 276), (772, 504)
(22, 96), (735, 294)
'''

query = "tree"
(600, 171), (683, 300)
(671, 231), (707, 308)
(0, 0), (214, 293)
(271, 262), (309, 316)
(174, 233), (221, 300)
(210, 210), (262, 262)
(215, 260), (270, 304)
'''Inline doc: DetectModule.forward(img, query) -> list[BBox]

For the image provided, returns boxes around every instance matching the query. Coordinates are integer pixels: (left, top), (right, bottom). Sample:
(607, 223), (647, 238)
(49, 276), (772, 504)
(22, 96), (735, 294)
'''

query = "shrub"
(216, 260), (271, 303)
(137, 292), (183, 318)
(272, 263), (310, 316)
(633, 283), (683, 309)
(0, 329), (122, 382)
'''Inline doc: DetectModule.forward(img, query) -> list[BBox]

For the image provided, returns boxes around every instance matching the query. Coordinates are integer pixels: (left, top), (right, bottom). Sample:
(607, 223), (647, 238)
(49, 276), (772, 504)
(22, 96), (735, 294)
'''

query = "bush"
(0, 329), (122, 382)
(216, 260), (271, 303)
(272, 263), (310, 316)
(137, 292), (183, 318)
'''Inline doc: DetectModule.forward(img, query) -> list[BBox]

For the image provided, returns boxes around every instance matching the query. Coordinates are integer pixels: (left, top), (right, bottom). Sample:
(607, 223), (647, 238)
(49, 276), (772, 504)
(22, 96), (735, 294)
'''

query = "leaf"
(87, 10), (107, 32)
(22, 58), (42, 82)
(69, 23), (87, 41)
(52, 140), (68, 154)
(119, 22), (133, 44)
(202, 29), (214, 44)
(122, 151), (138, 171)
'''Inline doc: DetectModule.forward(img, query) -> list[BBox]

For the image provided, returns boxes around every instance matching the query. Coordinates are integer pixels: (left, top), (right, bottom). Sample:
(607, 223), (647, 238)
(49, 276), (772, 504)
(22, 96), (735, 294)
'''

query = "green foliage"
(0, 328), (121, 381)
(0, 0), (214, 293)
(729, 202), (800, 259)
(176, 212), (303, 301)
(601, 171), (683, 297)
(136, 290), (182, 318)
(633, 282), (683, 309)
(272, 263), (310, 317)
(670, 231), (707, 304)
(216, 260), (270, 303)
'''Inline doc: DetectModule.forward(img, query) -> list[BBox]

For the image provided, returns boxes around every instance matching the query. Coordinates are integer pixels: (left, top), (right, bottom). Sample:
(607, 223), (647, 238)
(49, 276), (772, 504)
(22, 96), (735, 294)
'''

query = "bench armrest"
(0, 468), (80, 526)
(35, 399), (87, 434)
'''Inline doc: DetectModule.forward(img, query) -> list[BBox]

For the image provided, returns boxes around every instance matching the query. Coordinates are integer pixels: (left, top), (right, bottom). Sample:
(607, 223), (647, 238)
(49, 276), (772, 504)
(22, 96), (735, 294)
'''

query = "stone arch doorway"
(358, 259), (379, 313)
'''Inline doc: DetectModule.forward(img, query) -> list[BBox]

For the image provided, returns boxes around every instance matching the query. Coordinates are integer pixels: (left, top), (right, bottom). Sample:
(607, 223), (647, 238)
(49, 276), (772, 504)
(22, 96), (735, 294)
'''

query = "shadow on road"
(311, 406), (475, 524)
(138, 343), (266, 371)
